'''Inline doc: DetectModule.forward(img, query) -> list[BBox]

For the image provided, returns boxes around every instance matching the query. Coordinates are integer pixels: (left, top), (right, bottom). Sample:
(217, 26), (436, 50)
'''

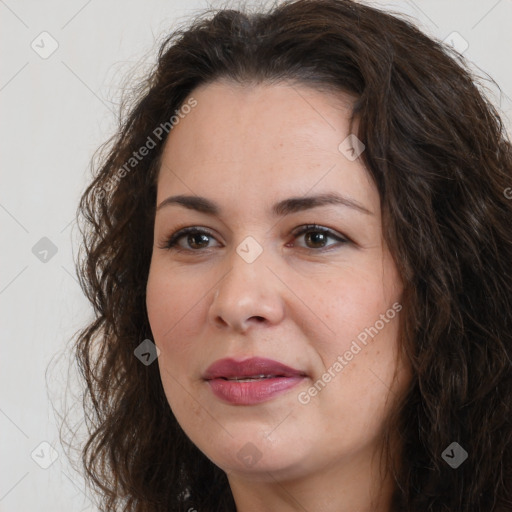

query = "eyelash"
(158, 224), (349, 253)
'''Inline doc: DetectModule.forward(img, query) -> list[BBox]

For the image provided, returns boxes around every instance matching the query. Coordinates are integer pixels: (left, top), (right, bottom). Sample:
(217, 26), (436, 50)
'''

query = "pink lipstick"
(203, 357), (307, 405)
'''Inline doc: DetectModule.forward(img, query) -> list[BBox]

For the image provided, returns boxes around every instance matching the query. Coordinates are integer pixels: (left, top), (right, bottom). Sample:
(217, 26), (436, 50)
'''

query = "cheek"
(313, 298), (403, 439)
(309, 270), (398, 353)
(146, 267), (206, 354)
(146, 270), (204, 412)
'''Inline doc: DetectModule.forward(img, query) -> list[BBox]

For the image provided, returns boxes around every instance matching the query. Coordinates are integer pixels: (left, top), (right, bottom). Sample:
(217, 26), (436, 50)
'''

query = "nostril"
(250, 316), (265, 323)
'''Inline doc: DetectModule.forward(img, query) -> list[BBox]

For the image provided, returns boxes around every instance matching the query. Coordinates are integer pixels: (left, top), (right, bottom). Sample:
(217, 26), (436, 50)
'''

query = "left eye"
(290, 224), (348, 250)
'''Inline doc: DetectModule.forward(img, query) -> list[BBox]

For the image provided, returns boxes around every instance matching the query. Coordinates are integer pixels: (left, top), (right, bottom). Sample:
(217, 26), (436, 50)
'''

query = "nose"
(208, 247), (286, 333)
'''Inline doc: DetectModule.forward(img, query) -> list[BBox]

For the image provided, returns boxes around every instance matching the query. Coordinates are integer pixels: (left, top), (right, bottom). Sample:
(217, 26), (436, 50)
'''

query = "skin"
(146, 80), (412, 512)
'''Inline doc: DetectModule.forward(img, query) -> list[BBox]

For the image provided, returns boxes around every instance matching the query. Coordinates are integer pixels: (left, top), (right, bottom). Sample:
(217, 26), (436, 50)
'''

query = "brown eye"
(304, 231), (329, 248)
(187, 232), (211, 249)
(292, 224), (349, 250)
(161, 227), (220, 251)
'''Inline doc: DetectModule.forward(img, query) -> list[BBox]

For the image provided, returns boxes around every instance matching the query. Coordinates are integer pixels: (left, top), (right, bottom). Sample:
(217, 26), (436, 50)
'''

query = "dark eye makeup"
(157, 224), (350, 253)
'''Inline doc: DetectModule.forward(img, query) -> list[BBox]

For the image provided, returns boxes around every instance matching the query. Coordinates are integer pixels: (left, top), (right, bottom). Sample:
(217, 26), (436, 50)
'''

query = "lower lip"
(206, 376), (305, 405)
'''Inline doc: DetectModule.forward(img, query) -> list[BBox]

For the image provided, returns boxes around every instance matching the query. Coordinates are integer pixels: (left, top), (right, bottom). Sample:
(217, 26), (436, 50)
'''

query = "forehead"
(156, 80), (376, 212)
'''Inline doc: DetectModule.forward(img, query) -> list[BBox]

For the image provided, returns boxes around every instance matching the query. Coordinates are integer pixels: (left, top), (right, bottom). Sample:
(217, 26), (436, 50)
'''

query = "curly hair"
(72, 0), (512, 510)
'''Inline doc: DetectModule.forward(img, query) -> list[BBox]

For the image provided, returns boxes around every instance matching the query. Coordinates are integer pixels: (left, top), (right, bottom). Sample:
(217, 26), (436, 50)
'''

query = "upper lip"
(203, 357), (307, 380)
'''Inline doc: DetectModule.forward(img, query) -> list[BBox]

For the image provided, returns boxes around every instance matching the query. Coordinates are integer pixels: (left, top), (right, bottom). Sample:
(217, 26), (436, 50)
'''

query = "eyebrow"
(156, 192), (373, 216)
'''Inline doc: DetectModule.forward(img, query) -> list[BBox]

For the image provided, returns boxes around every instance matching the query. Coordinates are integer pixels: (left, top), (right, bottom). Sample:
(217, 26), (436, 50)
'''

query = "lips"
(203, 357), (306, 381)
(203, 357), (307, 405)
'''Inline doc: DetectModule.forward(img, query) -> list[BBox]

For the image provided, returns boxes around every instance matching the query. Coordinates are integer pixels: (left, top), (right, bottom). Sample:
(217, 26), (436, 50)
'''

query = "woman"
(73, 0), (512, 510)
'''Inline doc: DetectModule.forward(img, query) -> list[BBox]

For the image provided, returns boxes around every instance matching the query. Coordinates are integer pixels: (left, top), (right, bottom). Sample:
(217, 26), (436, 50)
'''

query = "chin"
(201, 432), (313, 480)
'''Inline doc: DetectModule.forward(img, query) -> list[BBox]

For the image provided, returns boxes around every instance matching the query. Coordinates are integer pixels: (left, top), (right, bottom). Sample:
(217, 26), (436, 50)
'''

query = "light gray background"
(1, 0), (511, 510)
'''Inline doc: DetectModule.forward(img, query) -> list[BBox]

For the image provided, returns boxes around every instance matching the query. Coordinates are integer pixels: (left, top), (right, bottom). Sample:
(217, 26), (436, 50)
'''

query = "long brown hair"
(72, 0), (512, 510)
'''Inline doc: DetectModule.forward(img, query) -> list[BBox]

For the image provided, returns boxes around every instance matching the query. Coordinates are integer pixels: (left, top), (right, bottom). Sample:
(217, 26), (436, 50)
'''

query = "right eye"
(159, 227), (221, 252)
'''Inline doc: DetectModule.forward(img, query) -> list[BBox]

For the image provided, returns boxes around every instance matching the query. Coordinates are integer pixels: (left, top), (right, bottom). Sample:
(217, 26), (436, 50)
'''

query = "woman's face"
(146, 80), (411, 482)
